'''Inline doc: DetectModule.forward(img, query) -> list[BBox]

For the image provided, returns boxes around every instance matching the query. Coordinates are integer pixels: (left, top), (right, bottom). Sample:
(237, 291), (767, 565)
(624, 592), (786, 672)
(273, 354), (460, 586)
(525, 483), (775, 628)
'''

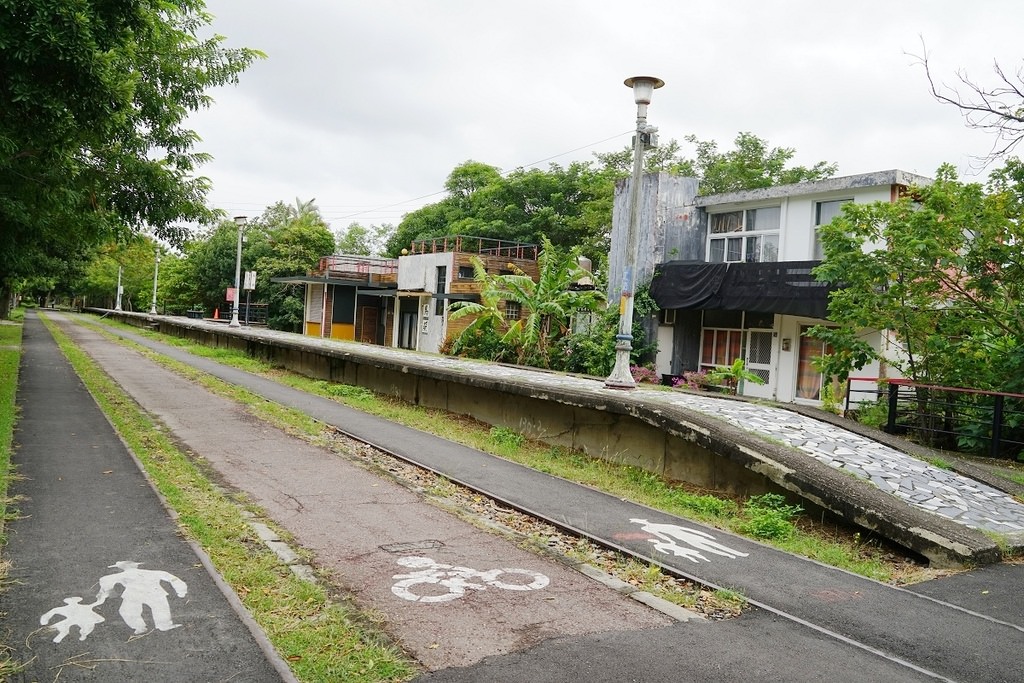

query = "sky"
(185, 1), (1024, 233)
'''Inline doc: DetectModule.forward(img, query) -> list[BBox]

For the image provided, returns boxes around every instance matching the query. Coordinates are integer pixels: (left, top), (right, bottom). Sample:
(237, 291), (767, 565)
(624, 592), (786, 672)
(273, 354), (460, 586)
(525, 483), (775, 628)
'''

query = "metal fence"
(845, 377), (1024, 460)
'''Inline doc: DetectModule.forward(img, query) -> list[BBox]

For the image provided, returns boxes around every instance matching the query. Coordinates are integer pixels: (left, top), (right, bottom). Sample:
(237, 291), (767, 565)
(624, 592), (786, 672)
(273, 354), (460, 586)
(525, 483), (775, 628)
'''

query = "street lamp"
(229, 215), (247, 328)
(149, 249), (161, 316)
(605, 75), (664, 390)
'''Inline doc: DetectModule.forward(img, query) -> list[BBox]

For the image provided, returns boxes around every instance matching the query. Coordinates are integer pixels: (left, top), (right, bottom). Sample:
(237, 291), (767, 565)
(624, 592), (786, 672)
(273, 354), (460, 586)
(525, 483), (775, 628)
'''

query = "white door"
(743, 329), (776, 399)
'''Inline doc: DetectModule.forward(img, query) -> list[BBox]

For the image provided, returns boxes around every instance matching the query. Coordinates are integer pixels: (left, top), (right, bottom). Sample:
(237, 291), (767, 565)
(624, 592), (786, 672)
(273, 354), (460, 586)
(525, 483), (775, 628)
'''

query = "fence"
(845, 377), (1024, 460)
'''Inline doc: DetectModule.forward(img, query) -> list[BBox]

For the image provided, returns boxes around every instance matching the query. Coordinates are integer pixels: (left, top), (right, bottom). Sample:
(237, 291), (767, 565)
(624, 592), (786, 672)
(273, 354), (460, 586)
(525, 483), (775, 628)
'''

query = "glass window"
(434, 266), (447, 316)
(711, 211), (743, 234)
(505, 300), (521, 320)
(701, 328), (743, 370)
(814, 199), (851, 260)
(708, 207), (780, 263)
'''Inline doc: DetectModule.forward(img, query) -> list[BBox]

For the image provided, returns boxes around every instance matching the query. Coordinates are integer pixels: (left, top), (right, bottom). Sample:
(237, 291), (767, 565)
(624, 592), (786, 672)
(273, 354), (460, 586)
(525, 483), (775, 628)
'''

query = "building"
(394, 235), (539, 353)
(610, 170), (931, 404)
(281, 236), (540, 354)
(273, 254), (399, 343)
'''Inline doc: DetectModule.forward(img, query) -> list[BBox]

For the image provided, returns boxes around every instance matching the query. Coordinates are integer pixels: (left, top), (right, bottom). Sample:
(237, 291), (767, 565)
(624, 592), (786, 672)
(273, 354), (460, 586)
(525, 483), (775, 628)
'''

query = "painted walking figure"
(39, 597), (105, 643)
(96, 561), (188, 634)
(631, 518), (749, 563)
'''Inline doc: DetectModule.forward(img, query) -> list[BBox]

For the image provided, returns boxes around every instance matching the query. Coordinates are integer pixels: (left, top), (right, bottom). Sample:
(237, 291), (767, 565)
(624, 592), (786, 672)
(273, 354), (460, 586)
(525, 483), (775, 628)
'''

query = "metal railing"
(845, 376), (1024, 459)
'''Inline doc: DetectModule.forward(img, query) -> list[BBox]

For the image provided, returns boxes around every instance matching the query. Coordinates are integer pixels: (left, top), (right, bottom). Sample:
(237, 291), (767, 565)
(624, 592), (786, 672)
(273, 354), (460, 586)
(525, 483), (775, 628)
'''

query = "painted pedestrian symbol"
(39, 598), (105, 643)
(391, 555), (549, 603)
(39, 561), (187, 643)
(631, 518), (749, 563)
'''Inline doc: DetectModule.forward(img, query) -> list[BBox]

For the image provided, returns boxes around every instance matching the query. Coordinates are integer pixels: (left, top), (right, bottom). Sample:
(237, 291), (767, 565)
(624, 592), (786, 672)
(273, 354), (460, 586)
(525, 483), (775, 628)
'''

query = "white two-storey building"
(607, 170), (931, 404)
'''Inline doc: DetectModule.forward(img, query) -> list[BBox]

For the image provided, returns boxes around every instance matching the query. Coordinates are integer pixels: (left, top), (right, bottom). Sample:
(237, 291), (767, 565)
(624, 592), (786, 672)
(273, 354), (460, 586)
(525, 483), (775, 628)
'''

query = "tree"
(593, 132), (836, 195)
(672, 132), (836, 195)
(336, 222), (395, 256)
(248, 201), (335, 332)
(386, 160), (615, 271)
(77, 238), (167, 311)
(448, 237), (605, 368)
(916, 46), (1024, 164)
(0, 0), (263, 317)
(811, 163), (1024, 392)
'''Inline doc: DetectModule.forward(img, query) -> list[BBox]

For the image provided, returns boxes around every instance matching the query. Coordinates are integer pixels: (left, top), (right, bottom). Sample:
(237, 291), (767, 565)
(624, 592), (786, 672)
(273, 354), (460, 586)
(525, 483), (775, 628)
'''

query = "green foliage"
(314, 381), (374, 402)
(489, 426), (525, 450)
(852, 399), (889, 429)
(448, 236), (605, 368)
(335, 222), (395, 256)
(813, 162), (1024, 393)
(387, 160), (617, 270)
(593, 131), (837, 196)
(0, 0), (263, 316)
(707, 359), (764, 395)
(674, 132), (837, 195)
(740, 493), (803, 540)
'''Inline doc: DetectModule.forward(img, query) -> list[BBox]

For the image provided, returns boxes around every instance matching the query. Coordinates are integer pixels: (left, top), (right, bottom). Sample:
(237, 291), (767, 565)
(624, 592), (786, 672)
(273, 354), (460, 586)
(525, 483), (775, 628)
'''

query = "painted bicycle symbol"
(391, 555), (549, 603)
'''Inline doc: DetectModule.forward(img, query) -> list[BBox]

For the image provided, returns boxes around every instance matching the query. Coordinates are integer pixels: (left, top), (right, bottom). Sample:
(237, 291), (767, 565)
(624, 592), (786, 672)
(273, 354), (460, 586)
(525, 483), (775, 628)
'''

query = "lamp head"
(624, 76), (664, 105)
(233, 215), (248, 227)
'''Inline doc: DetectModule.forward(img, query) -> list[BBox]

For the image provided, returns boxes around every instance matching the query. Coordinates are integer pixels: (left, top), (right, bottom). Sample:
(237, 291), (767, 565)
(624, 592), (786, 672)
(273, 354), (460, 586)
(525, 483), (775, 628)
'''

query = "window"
(434, 266), (447, 316)
(708, 207), (780, 263)
(813, 199), (851, 259)
(505, 300), (521, 320)
(701, 329), (743, 368)
(457, 265), (475, 279)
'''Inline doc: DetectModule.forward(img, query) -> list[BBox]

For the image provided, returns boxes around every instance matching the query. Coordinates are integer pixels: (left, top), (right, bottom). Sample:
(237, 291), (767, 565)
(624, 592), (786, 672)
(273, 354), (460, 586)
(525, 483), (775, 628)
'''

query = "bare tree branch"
(910, 39), (1024, 167)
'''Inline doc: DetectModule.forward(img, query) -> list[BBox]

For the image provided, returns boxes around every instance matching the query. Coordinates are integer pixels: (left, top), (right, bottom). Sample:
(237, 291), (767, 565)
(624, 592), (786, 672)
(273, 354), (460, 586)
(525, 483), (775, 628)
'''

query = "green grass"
(41, 315), (416, 683)
(0, 320), (24, 678)
(81, 316), (909, 583)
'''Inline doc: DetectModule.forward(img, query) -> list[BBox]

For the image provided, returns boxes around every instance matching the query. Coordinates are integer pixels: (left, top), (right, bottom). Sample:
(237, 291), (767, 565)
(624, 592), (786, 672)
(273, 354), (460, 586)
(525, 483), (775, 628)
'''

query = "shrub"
(673, 370), (712, 391)
(739, 493), (803, 540)
(630, 364), (660, 384)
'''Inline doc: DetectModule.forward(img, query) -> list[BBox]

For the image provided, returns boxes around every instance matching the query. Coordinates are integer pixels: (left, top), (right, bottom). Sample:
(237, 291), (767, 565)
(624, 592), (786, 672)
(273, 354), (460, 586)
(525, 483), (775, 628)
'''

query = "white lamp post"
(229, 215), (247, 328)
(114, 265), (123, 311)
(605, 75), (664, 389)
(149, 249), (161, 315)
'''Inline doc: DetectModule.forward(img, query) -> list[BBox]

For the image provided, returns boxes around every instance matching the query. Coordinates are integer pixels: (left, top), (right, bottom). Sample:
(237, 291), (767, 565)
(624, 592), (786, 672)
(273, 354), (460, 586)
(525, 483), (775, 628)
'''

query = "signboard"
(226, 287), (237, 303)
(243, 270), (257, 291)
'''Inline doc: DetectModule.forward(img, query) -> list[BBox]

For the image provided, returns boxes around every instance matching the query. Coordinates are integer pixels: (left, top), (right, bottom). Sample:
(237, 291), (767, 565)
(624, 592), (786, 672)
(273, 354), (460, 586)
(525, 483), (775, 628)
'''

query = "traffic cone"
(214, 308), (219, 319)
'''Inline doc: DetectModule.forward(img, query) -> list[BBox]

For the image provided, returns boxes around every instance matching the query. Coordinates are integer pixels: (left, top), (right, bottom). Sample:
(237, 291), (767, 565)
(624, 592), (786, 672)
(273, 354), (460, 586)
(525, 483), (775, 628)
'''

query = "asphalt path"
(30, 312), (1024, 682)
(2, 313), (292, 682)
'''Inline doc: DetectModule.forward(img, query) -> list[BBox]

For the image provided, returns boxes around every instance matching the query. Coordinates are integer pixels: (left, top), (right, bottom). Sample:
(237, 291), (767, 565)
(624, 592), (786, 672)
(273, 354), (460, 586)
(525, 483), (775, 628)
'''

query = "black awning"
(649, 260), (833, 319)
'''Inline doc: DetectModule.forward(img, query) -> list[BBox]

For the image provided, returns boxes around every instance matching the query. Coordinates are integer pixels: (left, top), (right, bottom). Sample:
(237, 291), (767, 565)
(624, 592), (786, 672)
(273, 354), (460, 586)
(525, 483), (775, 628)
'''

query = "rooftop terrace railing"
(407, 235), (538, 260)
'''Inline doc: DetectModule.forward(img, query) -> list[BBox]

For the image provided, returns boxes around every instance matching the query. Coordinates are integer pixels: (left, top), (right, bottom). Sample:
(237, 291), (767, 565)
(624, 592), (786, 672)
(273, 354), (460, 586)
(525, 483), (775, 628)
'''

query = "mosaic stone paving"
(658, 391), (1024, 536)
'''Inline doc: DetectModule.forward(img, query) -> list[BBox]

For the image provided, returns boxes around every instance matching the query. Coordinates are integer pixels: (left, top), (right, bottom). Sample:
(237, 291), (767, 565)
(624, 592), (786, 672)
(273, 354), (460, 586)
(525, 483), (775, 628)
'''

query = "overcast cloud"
(185, 1), (1024, 231)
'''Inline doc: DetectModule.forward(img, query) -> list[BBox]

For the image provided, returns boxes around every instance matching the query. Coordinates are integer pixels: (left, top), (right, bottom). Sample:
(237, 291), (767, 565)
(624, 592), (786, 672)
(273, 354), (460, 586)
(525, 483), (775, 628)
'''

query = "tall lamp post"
(229, 215), (247, 328)
(605, 75), (664, 389)
(149, 249), (161, 315)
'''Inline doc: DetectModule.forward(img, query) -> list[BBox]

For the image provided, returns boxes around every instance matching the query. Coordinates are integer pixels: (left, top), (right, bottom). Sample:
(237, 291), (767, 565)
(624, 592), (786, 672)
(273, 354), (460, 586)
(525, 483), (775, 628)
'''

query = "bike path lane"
(1, 313), (293, 681)
(78, 315), (1023, 682)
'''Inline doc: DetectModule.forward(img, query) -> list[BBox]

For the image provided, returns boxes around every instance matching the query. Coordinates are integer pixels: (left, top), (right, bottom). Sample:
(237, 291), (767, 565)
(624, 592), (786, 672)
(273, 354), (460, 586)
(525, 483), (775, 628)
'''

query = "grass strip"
(0, 320), (24, 677)
(41, 314), (417, 683)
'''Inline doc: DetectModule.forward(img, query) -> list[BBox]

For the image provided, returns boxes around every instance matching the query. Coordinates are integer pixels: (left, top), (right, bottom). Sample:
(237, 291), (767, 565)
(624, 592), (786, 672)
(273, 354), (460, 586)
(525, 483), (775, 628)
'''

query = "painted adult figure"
(96, 561), (188, 634)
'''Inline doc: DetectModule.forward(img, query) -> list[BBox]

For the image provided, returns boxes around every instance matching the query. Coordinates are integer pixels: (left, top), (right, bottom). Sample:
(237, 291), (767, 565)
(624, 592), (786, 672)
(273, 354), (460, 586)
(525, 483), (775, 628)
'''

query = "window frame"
(707, 206), (781, 263)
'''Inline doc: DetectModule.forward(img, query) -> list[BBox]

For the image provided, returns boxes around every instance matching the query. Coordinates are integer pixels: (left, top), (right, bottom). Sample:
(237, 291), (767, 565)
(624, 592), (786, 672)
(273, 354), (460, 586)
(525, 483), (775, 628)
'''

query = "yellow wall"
(331, 323), (355, 340)
(304, 321), (321, 337)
